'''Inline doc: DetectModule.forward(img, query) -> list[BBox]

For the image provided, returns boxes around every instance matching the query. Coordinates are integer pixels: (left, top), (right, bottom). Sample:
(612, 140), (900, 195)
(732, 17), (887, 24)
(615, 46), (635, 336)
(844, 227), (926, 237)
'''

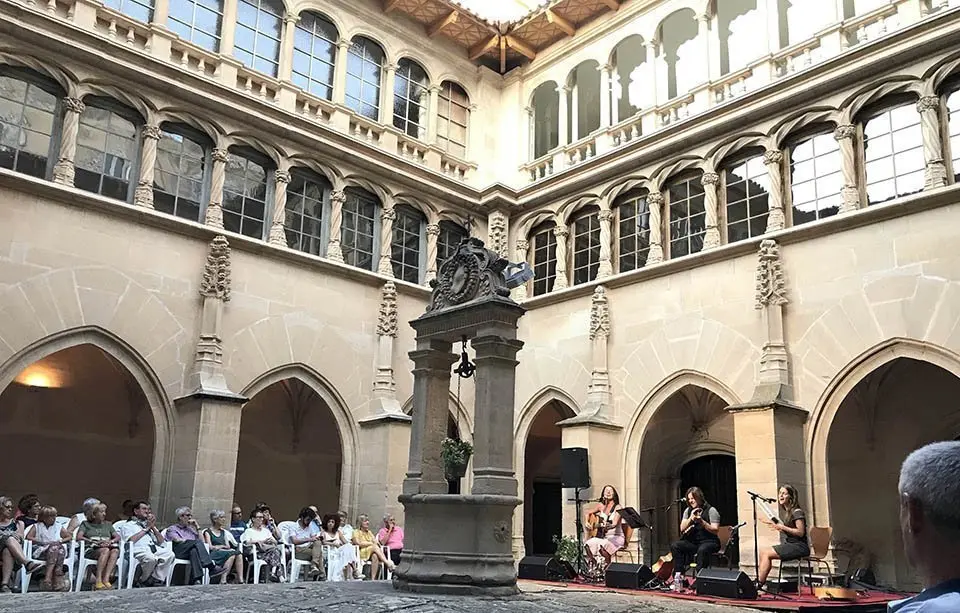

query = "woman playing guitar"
(583, 485), (624, 574)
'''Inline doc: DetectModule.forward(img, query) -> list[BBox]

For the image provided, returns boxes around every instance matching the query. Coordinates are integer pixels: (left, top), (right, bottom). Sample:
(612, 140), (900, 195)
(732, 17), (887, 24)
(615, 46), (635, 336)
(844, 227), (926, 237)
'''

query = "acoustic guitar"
(585, 511), (611, 539)
(651, 552), (674, 580)
(814, 586), (858, 601)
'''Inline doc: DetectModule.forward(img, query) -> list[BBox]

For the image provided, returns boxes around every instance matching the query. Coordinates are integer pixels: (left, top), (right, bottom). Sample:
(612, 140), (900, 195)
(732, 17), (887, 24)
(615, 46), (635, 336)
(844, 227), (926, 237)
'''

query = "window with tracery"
(233, 0), (283, 77)
(0, 73), (59, 179)
(223, 150), (270, 240)
(437, 81), (469, 158)
(393, 59), (429, 139)
(391, 205), (424, 284)
(788, 132), (841, 226)
(75, 101), (140, 201)
(341, 187), (378, 271)
(571, 209), (601, 285)
(724, 155), (769, 243)
(284, 171), (328, 256)
(617, 192), (651, 273)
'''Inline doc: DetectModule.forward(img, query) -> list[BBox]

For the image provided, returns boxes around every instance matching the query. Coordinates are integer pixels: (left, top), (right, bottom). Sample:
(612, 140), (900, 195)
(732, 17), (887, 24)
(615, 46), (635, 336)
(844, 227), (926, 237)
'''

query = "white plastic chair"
(241, 541), (268, 584)
(17, 540), (48, 593)
(73, 539), (119, 591)
(277, 522), (312, 584)
(112, 522), (127, 589)
(161, 530), (210, 587)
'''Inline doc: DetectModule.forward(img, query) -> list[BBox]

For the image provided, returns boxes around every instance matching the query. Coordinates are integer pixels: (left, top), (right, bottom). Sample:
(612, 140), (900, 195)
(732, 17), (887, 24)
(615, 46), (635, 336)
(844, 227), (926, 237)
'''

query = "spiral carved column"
(763, 150), (785, 232)
(645, 191), (665, 266)
(267, 169), (291, 246)
(205, 148), (229, 229)
(513, 239), (529, 300)
(834, 124), (861, 213)
(597, 209), (614, 278)
(134, 124), (161, 209)
(326, 190), (345, 262)
(425, 222), (440, 283)
(701, 171), (721, 249)
(552, 223), (569, 291)
(917, 95), (947, 190)
(378, 206), (396, 277)
(52, 97), (85, 185)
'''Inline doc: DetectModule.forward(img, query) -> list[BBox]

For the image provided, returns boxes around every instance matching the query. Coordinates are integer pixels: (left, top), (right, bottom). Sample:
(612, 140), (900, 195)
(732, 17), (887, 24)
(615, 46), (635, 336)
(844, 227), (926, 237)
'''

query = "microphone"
(673, 498), (687, 504)
(747, 490), (776, 503)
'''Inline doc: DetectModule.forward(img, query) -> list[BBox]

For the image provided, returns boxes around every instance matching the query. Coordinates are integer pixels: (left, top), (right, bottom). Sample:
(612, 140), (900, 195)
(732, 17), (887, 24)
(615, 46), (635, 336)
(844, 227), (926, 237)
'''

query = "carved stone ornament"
(142, 124), (162, 141)
(63, 97), (85, 114)
(755, 239), (787, 309)
(916, 95), (940, 114)
(488, 211), (508, 258)
(833, 124), (856, 140)
(426, 237), (511, 312)
(199, 235), (232, 301)
(377, 280), (398, 338)
(589, 285), (610, 340)
(701, 172), (720, 186)
(492, 520), (510, 543)
(763, 150), (784, 165)
(212, 148), (229, 164)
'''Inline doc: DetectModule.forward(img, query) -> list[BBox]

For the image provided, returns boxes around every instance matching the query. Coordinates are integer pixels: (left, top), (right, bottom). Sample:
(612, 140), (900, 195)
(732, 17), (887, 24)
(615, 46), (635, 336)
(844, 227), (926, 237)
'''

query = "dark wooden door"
(530, 480), (562, 555)
(680, 454), (738, 526)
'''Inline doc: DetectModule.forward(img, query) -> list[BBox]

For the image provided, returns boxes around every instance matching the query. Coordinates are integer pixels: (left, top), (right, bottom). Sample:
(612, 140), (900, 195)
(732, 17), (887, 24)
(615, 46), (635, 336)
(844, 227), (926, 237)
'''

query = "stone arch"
(0, 50), (77, 96)
(769, 107), (837, 148)
(345, 30), (392, 62)
(838, 76), (921, 124)
(343, 174), (391, 204)
(705, 132), (768, 171)
(240, 363), (361, 517)
(557, 193), (603, 225)
(514, 209), (558, 241)
(923, 50), (960, 95)
(651, 155), (705, 190)
(292, 5), (345, 38)
(224, 132), (286, 168)
(394, 53), (435, 86)
(434, 76), (475, 104)
(401, 391), (474, 443)
(287, 155), (344, 189)
(155, 107), (224, 144)
(393, 193), (439, 222)
(0, 325), (176, 517)
(601, 175), (651, 205)
(77, 79), (155, 122)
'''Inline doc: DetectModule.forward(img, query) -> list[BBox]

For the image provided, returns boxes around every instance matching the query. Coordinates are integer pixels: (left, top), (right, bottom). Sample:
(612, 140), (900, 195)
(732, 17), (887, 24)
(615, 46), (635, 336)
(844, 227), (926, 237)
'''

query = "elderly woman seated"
(203, 510), (243, 584)
(67, 498), (100, 533)
(77, 502), (120, 590)
(352, 514), (395, 579)
(0, 496), (42, 592)
(26, 505), (71, 591)
(240, 509), (285, 582)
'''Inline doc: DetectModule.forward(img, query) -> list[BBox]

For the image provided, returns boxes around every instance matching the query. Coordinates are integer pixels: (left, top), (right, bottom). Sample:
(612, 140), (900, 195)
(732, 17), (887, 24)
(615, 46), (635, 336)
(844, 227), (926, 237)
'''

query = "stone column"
(917, 95), (948, 189)
(402, 341), (456, 496)
(378, 204), (396, 277)
(380, 63), (397, 125)
(513, 238), (529, 301)
(834, 124), (861, 212)
(701, 171), (721, 249)
(557, 85), (569, 147)
(471, 334), (524, 496)
(219, 0), (239, 55)
(278, 14), (299, 82)
(205, 148), (228, 229)
(267, 169), (291, 246)
(763, 150), (785, 232)
(425, 222), (440, 283)
(585, 286), (612, 417)
(644, 41), (660, 108)
(599, 64), (612, 128)
(134, 124), (161, 209)
(697, 12), (714, 84)
(326, 189), (345, 262)
(487, 210), (509, 259)
(332, 40), (351, 105)
(552, 222), (569, 291)
(427, 85), (441, 143)
(52, 97), (85, 185)
(597, 209), (614, 278)
(645, 191), (665, 265)
(371, 280), (403, 415)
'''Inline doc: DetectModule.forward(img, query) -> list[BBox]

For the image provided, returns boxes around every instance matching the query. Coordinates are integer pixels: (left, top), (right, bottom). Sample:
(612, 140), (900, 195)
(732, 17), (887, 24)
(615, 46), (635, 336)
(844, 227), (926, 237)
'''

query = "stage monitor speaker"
(517, 556), (575, 582)
(695, 568), (758, 600)
(604, 563), (654, 590)
(560, 447), (590, 488)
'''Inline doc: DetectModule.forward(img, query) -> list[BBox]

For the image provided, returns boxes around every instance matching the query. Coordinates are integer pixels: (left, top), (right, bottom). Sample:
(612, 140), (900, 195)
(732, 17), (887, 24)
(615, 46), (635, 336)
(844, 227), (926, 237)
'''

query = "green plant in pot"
(441, 437), (473, 480)
(552, 534), (578, 566)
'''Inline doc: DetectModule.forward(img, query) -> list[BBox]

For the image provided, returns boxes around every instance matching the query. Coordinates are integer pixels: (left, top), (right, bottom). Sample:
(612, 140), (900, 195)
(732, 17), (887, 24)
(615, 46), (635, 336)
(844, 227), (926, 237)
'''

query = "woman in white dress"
(320, 514), (349, 581)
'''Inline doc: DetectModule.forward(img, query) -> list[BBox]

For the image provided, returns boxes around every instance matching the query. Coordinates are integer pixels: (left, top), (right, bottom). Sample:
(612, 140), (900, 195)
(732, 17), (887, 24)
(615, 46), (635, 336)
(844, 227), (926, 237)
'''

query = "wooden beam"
(468, 35), (499, 61)
(599, 0), (620, 10)
(499, 35), (507, 73)
(545, 9), (575, 36)
(383, 0), (402, 13)
(505, 35), (537, 60)
(427, 10), (459, 37)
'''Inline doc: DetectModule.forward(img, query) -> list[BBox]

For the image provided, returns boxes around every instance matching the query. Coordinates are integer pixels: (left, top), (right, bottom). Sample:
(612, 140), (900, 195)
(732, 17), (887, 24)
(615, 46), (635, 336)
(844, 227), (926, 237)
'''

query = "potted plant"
(441, 437), (473, 480)
(552, 534), (578, 567)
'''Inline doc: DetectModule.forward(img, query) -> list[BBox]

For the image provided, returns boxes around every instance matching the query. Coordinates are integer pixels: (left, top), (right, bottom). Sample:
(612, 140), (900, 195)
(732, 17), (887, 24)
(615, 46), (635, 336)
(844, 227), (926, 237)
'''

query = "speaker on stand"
(560, 447), (590, 489)
(695, 568), (758, 600)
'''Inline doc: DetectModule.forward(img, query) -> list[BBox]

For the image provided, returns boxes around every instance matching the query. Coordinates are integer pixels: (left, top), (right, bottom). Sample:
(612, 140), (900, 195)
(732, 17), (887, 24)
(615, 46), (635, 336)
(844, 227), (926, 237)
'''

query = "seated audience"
(117, 501), (174, 587)
(377, 514), (404, 566)
(353, 514), (395, 579)
(16, 495), (40, 528)
(320, 514), (351, 581)
(67, 498), (100, 533)
(240, 509), (285, 582)
(228, 503), (246, 542)
(288, 507), (324, 581)
(0, 496), (41, 592)
(255, 503), (282, 541)
(203, 510), (243, 584)
(338, 510), (361, 579)
(164, 506), (225, 585)
(77, 502), (120, 590)
(117, 500), (135, 522)
(26, 505), (72, 591)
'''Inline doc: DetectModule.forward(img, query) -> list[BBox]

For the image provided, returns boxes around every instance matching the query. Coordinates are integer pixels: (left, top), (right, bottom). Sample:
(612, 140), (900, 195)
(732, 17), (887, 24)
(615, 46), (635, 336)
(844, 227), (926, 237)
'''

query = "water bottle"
(673, 571), (682, 591)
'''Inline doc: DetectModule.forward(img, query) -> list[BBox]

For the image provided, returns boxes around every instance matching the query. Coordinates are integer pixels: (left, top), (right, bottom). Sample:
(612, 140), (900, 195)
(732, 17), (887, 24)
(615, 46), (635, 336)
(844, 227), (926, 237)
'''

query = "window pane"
(724, 156), (769, 243)
(790, 133), (842, 225)
(167, 0), (223, 51)
(75, 104), (138, 200)
(667, 176), (706, 258)
(345, 37), (383, 119)
(232, 0), (283, 77)
(531, 227), (557, 296)
(223, 152), (269, 239)
(284, 171), (328, 255)
(153, 127), (207, 221)
(341, 187), (378, 271)
(104, 0), (153, 21)
(0, 76), (57, 179)
(864, 105), (924, 205)
(571, 210), (601, 285)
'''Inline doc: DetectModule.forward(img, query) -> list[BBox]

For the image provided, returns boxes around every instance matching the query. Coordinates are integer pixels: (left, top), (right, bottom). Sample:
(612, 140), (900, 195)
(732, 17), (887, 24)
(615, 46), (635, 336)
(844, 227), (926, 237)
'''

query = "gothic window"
(154, 125), (210, 222)
(75, 99), (141, 201)
(571, 208), (601, 285)
(531, 81), (559, 160)
(393, 59), (429, 139)
(168, 0), (223, 52)
(531, 223), (557, 296)
(949, 91), (960, 182)
(391, 205), (425, 284)
(104, 0), (153, 22)
(616, 192), (651, 273)
(345, 37), (384, 121)
(437, 81), (469, 158)
(788, 132), (841, 226)
(233, 0), (283, 77)
(862, 104), (925, 205)
(667, 174), (706, 258)
(223, 149), (271, 240)
(292, 12), (338, 101)
(284, 170), (329, 256)
(0, 71), (60, 180)
(566, 61), (601, 143)
(724, 154), (769, 243)
(341, 187), (378, 271)
(436, 220), (468, 266)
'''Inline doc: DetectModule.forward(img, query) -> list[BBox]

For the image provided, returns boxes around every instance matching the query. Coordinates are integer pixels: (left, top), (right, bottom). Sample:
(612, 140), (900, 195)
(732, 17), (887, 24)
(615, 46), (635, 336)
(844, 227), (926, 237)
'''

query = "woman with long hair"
(583, 485), (625, 569)
(320, 514), (350, 581)
(669, 486), (722, 578)
(757, 484), (809, 586)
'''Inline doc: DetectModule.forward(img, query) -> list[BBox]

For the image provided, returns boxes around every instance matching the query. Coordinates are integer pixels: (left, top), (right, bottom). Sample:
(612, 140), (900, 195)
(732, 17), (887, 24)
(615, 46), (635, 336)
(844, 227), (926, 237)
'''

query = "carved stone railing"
(170, 39), (220, 79)
(349, 114), (385, 146)
(842, 3), (901, 49)
(607, 113), (643, 147)
(658, 93), (695, 126)
(521, 152), (555, 182)
(94, 4), (150, 51)
(439, 152), (474, 182)
(296, 89), (334, 125)
(711, 66), (753, 104)
(397, 133), (429, 165)
(565, 138), (596, 167)
(236, 66), (279, 104)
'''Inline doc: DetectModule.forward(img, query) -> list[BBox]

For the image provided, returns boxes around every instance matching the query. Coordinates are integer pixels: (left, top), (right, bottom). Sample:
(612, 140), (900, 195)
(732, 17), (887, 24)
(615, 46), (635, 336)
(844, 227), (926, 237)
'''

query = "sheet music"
(757, 498), (780, 523)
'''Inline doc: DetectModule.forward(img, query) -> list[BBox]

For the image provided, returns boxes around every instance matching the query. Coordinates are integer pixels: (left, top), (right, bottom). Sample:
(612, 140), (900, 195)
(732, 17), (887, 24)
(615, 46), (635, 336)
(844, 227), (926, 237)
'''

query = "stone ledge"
(556, 413), (623, 430)
(358, 412), (413, 426)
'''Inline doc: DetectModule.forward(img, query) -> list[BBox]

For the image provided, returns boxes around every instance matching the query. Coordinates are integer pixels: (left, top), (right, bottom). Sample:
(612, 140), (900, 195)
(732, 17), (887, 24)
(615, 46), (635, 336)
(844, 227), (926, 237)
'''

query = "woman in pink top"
(376, 515), (404, 566)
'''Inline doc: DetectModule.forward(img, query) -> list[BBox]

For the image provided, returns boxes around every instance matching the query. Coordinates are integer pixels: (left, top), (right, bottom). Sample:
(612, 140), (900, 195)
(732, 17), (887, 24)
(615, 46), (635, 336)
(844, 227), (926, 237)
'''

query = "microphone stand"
(572, 487), (588, 578)
(748, 491), (761, 584)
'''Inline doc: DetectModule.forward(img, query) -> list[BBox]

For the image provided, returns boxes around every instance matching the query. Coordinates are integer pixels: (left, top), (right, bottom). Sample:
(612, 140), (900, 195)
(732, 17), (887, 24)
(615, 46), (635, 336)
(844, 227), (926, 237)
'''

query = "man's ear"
(905, 496), (925, 535)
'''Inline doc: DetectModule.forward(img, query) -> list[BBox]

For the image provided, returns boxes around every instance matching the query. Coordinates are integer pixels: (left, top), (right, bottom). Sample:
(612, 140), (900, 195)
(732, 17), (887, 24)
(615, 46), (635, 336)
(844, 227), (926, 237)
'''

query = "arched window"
(0, 70), (61, 180)
(788, 131), (841, 226)
(724, 154), (769, 243)
(784, 0), (835, 46)
(667, 174), (706, 258)
(437, 81), (469, 158)
(566, 61), (601, 142)
(718, 0), (764, 74)
(616, 191), (651, 273)
(167, 0), (224, 52)
(154, 124), (211, 222)
(393, 59), (429, 139)
(345, 37), (384, 121)
(660, 10), (701, 99)
(531, 81), (559, 159)
(571, 208), (600, 285)
(530, 223), (557, 296)
(292, 12), (338, 101)
(234, 0), (283, 77)
(862, 104), (924, 205)
(223, 149), (272, 240)
(75, 98), (141, 201)
(284, 170), (329, 256)
(611, 35), (647, 123)
(341, 187), (378, 271)
(949, 91), (960, 182)
(391, 205), (425, 284)
(436, 219), (468, 265)
(105, 0), (153, 22)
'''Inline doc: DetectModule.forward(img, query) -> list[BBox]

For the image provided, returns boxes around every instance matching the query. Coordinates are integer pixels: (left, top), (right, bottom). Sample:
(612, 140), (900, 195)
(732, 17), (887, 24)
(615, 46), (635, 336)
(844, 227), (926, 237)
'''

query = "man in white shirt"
(117, 501), (175, 587)
(889, 441), (960, 612)
(289, 507), (324, 580)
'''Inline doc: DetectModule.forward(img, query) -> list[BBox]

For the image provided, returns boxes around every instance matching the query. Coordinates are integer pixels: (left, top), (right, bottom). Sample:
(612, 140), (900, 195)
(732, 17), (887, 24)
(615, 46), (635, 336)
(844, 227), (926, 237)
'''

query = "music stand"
(619, 507), (647, 565)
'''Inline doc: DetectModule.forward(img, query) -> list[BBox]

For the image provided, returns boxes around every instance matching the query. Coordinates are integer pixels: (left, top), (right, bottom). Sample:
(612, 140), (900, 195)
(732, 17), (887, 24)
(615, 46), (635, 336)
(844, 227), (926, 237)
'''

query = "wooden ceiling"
(382, 0), (623, 73)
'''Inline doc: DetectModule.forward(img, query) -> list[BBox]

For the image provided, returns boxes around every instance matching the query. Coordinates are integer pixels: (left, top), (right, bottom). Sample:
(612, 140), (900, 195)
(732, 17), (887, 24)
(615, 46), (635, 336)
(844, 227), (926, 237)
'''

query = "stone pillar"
(152, 0), (169, 25)
(596, 209), (614, 278)
(917, 95), (948, 190)
(371, 280), (403, 415)
(486, 210), (509, 259)
(599, 64), (612, 128)
(378, 204), (396, 277)
(697, 12), (715, 83)
(326, 189), (346, 263)
(585, 286), (612, 417)
(205, 148), (228, 229)
(557, 85), (568, 148)
(701, 171), (721, 249)
(427, 85), (441, 143)
(219, 0), (238, 55)
(380, 63), (397, 125)
(763, 150), (785, 232)
(267, 169), (291, 246)
(425, 222), (440, 283)
(645, 191), (664, 265)
(644, 41), (660, 109)
(52, 97), (85, 185)
(278, 14), (299, 82)
(552, 222), (569, 291)
(134, 124), (161, 209)
(402, 341), (456, 496)
(332, 40), (351, 105)
(513, 239), (529, 301)
(357, 414), (412, 533)
(834, 124), (861, 212)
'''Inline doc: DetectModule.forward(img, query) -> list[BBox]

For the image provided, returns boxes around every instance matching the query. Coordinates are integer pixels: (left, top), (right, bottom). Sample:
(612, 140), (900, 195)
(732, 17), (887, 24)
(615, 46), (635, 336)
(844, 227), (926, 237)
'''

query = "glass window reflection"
(789, 133), (841, 226)
(864, 104), (924, 205)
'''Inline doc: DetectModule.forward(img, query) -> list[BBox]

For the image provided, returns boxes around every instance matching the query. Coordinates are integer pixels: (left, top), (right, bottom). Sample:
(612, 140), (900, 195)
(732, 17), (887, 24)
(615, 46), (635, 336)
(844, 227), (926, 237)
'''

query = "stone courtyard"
(0, 581), (755, 613)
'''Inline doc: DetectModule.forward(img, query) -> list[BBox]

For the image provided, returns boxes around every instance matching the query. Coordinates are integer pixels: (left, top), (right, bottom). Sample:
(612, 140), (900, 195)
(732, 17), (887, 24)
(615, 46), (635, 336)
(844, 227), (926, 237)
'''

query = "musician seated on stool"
(583, 485), (625, 568)
(670, 487), (721, 576)
(757, 484), (809, 586)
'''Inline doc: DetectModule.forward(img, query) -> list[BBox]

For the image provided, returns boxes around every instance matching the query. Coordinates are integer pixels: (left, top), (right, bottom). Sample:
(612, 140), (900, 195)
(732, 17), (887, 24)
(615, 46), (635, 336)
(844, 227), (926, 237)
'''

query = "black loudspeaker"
(604, 563), (654, 590)
(695, 568), (758, 600)
(560, 447), (590, 488)
(517, 556), (575, 581)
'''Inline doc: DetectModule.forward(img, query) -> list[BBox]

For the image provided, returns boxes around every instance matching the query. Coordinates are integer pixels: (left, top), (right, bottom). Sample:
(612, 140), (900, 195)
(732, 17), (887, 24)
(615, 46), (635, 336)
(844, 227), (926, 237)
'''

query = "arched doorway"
(680, 454), (738, 529)
(826, 357), (960, 590)
(235, 377), (343, 520)
(0, 344), (155, 516)
(522, 401), (569, 555)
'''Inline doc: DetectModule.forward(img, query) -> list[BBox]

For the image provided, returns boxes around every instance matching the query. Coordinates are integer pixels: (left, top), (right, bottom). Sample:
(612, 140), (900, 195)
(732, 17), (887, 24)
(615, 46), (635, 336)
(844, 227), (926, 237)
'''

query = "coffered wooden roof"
(381, 0), (623, 73)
